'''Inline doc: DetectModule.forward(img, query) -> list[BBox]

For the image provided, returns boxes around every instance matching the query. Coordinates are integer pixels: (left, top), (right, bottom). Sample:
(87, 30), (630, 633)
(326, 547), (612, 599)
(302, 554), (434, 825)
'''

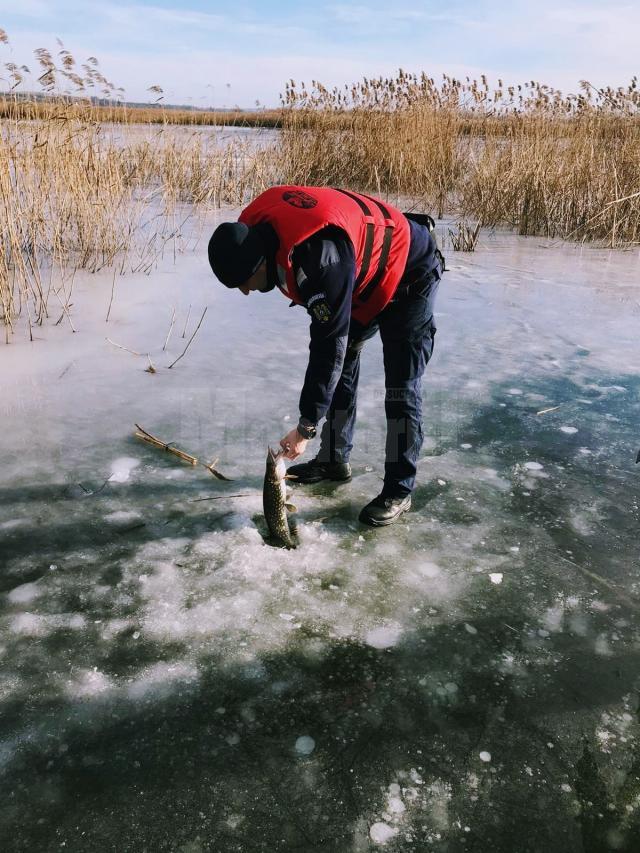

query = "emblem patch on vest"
(282, 190), (318, 209)
(311, 299), (331, 323)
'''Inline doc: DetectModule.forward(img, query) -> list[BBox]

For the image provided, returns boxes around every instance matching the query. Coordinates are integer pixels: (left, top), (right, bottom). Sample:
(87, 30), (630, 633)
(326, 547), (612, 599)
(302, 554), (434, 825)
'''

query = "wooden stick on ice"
(133, 423), (233, 480)
(134, 423), (198, 465)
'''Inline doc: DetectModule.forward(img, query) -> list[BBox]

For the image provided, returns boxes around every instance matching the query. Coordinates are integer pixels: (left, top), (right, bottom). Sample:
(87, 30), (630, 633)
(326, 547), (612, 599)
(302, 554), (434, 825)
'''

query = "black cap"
(207, 222), (266, 287)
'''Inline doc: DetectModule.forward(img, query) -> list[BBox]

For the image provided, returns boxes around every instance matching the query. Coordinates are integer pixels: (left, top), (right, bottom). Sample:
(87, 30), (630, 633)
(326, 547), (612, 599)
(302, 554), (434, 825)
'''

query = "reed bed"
(0, 97), (283, 128)
(1, 28), (638, 339)
(280, 72), (640, 244)
(0, 114), (278, 340)
(0, 31), (281, 340)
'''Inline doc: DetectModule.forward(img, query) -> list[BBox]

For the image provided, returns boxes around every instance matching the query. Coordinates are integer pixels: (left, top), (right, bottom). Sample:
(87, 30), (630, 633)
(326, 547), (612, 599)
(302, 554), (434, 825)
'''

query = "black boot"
(287, 456), (352, 484)
(359, 493), (411, 526)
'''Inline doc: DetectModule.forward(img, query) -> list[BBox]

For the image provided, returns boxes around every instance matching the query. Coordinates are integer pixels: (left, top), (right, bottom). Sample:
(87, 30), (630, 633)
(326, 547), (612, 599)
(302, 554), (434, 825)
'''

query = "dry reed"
(449, 222), (481, 252)
(0, 97), (283, 128)
(279, 72), (640, 244)
(0, 31), (280, 340)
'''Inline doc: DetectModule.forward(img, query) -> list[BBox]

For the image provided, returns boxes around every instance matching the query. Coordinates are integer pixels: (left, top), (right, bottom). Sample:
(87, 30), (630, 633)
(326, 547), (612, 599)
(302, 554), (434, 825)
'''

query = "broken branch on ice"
(134, 422), (232, 480)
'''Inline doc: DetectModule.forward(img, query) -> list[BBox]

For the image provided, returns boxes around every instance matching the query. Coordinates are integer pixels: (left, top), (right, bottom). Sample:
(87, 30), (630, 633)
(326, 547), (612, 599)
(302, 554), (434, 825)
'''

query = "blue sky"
(0, 0), (637, 107)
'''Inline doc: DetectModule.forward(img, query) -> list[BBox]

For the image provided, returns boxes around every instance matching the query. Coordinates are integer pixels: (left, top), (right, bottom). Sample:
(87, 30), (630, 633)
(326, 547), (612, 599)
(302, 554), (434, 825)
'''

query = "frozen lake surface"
(1, 221), (639, 851)
(3, 121), (280, 151)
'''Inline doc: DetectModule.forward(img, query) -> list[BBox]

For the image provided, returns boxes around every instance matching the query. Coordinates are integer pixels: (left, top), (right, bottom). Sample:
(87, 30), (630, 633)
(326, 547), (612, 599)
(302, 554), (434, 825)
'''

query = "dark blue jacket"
(293, 219), (439, 425)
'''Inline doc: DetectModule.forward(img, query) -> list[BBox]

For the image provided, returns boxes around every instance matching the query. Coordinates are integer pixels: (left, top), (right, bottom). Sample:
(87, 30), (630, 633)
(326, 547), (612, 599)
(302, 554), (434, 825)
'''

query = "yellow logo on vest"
(311, 300), (331, 323)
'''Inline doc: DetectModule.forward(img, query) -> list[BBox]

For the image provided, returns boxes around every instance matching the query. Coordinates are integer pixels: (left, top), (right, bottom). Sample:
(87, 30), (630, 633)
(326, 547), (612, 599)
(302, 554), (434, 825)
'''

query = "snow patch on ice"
(568, 612), (589, 636)
(365, 624), (402, 649)
(11, 612), (86, 636)
(294, 735), (315, 755)
(0, 673), (24, 702)
(595, 634), (612, 657)
(370, 822), (397, 844)
(543, 601), (565, 633)
(417, 561), (441, 579)
(108, 456), (140, 483)
(7, 582), (41, 604)
(65, 668), (113, 699)
(127, 661), (199, 700)
(0, 518), (27, 531)
(104, 510), (142, 524)
(569, 508), (599, 536)
(387, 796), (406, 814)
(100, 618), (136, 640)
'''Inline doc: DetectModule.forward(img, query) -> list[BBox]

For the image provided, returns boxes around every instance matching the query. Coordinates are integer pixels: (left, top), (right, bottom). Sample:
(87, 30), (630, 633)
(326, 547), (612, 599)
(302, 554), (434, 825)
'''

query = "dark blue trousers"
(318, 264), (441, 497)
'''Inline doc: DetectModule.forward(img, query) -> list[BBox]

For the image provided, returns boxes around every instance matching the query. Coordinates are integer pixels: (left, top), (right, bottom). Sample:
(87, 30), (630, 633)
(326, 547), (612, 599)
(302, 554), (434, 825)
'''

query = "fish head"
(266, 447), (287, 480)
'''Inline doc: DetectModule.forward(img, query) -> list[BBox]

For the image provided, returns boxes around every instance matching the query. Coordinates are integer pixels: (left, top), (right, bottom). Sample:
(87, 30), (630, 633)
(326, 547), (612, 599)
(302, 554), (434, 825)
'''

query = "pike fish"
(263, 448), (297, 549)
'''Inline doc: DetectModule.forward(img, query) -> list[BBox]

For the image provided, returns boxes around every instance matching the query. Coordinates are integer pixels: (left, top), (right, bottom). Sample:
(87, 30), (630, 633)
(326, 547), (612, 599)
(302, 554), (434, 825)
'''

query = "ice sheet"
(1, 221), (639, 851)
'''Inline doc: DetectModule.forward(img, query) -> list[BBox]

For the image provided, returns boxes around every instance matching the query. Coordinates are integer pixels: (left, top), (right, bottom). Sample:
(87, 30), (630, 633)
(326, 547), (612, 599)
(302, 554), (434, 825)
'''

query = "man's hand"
(280, 427), (309, 461)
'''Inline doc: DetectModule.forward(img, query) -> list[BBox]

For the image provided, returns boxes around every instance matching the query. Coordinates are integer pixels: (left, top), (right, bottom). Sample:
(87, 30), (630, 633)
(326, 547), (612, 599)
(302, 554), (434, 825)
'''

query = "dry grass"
(0, 97), (283, 128)
(280, 72), (640, 244)
(0, 111), (279, 339)
(0, 31), (281, 339)
(448, 222), (481, 252)
(1, 29), (639, 340)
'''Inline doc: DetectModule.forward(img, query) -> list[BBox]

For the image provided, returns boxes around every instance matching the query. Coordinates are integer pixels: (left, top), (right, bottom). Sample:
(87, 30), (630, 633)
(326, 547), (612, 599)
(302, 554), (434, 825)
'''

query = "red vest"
(239, 186), (411, 325)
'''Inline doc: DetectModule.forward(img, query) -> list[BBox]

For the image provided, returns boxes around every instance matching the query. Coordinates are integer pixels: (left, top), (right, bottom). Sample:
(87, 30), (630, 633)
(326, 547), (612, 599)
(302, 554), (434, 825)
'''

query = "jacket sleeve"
(294, 230), (355, 425)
